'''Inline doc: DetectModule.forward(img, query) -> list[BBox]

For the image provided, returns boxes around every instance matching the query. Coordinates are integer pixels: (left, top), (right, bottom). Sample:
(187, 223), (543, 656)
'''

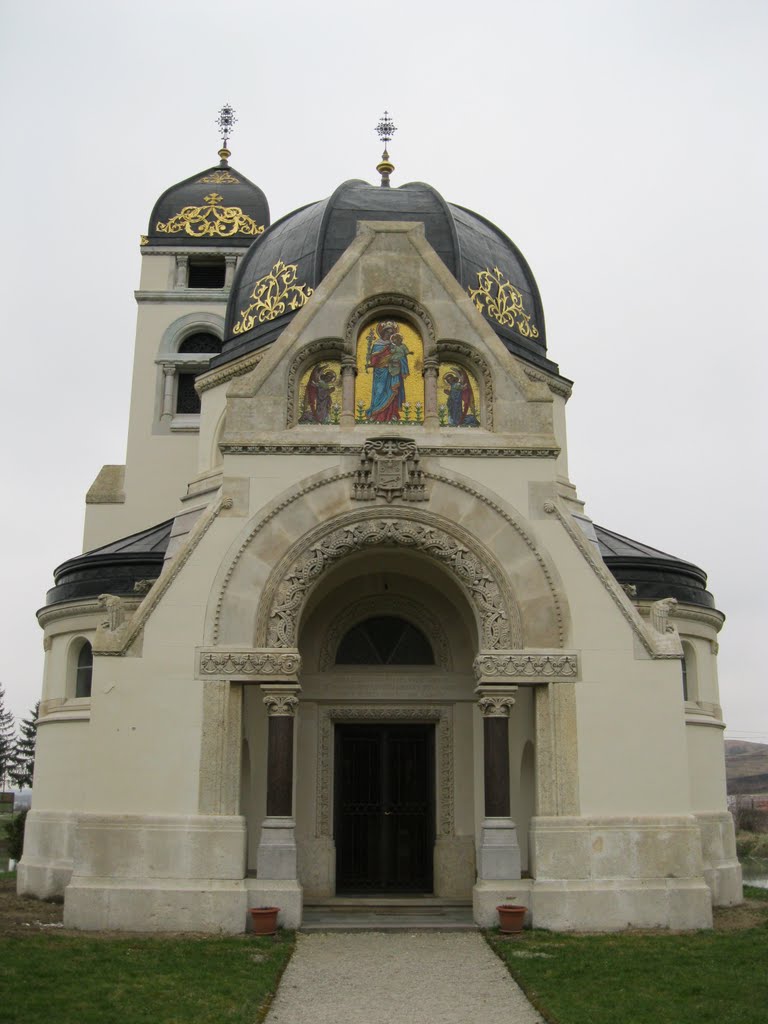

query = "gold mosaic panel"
(355, 320), (424, 425)
(438, 363), (481, 427)
(297, 360), (342, 424)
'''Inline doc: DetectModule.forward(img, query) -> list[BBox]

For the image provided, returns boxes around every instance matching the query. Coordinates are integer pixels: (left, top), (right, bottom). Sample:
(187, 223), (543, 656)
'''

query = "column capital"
(422, 355), (439, 377)
(260, 682), (301, 717)
(476, 685), (518, 718)
(341, 354), (358, 373)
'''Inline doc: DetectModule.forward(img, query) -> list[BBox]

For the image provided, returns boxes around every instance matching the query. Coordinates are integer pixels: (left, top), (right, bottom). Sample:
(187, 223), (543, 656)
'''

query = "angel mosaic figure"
(365, 321), (413, 422)
(298, 363), (338, 423)
(442, 366), (479, 427)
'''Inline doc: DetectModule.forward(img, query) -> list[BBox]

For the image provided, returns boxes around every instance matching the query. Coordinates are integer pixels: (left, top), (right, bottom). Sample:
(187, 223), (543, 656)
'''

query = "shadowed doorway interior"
(335, 723), (435, 893)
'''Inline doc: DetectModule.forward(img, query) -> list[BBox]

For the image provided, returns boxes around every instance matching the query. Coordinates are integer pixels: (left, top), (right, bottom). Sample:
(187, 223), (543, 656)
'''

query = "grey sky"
(1, 0), (765, 740)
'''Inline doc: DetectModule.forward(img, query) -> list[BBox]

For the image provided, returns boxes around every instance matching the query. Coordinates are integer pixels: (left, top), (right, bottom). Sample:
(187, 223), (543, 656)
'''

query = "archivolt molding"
(435, 340), (494, 430)
(542, 500), (656, 656)
(344, 294), (436, 347)
(285, 337), (345, 426)
(260, 509), (519, 651)
(317, 705), (453, 838)
(428, 473), (565, 647)
(159, 311), (225, 359)
(317, 595), (453, 671)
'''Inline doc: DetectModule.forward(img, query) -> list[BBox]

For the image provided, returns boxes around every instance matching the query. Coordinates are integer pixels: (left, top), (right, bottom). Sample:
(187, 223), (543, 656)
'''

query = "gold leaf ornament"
(468, 266), (539, 338)
(197, 170), (241, 184)
(233, 260), (314, 335)
(156, 192), (264, 239)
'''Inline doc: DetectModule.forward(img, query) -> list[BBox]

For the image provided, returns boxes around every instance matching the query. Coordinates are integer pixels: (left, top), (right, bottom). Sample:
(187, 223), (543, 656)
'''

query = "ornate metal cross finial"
(375, 110), (397, 188)
(215, 103), (237, 165)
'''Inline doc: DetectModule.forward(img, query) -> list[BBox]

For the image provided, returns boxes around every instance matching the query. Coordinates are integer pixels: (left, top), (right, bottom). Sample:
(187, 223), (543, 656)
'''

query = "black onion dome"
(595, 524), (716, 610)
(216, 179), (555, 373)
(146, 164), (269, 247)
(46, 520), (172, 607)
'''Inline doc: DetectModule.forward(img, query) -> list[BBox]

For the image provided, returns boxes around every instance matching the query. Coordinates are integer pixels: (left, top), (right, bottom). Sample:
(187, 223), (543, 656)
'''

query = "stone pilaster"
(160, 363), (176, 421)
(423, 356), (439, 429)
(475, 686), (521, 882)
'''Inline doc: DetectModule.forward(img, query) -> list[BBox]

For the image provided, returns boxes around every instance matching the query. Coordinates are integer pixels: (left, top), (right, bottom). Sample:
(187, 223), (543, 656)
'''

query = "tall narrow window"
(76, 642), (93, 698)
(172, 333), (223, 416)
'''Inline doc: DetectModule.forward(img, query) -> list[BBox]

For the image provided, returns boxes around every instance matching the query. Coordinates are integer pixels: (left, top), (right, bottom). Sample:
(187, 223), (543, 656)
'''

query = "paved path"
(265, 932), (545, 1023)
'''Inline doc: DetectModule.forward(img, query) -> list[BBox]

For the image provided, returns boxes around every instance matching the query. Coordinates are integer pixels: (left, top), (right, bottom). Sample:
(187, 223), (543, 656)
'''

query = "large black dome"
(215, 179), (557, 374)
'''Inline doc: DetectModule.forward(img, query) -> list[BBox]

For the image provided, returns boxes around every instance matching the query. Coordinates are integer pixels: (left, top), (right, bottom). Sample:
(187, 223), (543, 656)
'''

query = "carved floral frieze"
(473, 651), (578, 683)
(197, 648), (301, 681)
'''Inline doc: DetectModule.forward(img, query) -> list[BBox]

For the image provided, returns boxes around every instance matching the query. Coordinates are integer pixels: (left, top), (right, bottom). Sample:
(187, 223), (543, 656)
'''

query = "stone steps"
(301, 898), (477, 931)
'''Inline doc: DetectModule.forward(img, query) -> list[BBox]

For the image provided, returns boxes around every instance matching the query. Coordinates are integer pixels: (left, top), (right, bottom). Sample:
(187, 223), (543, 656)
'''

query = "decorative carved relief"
(345, 294), (436, 345)
(474, 652), (577, 682)
(156, 193), (264, 239)
(477, 694), (516, 717)
(220, 443), (558, 458)
(265, 513), (514, 651)
(263, 693), (299, 717)
(524, 367), (573, 399)
(352, 437), (427, 502)
(98, 594), (125, 632)
(318, 595), (452, 671)
(198, 649), (301, 680)
(650, 597), (678, 635)
(317, 706), (453, 838)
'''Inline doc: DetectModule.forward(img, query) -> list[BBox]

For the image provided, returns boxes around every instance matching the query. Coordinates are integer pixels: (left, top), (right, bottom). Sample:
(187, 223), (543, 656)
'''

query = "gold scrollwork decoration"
(197, 170), (241, 184)
(468, 266), (539, 339)
(233, 260), (314, 335)
(156, 192), (264, 239)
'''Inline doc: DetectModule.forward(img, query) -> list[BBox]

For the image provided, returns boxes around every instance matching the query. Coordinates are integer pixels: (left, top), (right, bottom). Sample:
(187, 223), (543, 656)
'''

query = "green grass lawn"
(487, 886), (768, 1024)
(0, 932), (294, 1024)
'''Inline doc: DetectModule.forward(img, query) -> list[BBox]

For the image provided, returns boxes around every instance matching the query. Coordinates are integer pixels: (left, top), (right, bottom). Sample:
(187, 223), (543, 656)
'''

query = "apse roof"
(214, 178), (556, 375)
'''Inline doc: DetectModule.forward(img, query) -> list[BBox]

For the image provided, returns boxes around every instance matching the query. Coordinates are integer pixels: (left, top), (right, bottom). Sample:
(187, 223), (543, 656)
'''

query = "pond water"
(741, 857), (768, 889)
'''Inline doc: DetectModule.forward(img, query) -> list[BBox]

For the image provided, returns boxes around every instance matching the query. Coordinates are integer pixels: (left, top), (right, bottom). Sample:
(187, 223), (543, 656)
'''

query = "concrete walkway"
(265, 932), (545, 1023)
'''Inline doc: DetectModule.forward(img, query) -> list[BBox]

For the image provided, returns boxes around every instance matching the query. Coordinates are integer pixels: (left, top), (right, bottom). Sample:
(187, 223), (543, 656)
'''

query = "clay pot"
(497, 904), (526, 934)
(250, 907), (279, 935)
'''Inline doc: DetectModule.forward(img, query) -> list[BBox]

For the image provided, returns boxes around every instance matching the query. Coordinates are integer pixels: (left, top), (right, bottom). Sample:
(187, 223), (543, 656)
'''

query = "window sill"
(38, 698), (92, 725)
(170, 415), (200, 433)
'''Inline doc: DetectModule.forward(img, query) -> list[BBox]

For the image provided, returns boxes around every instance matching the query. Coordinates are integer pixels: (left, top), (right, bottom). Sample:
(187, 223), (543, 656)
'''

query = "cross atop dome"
(216, 103), (238, 165)
(375, 110), (397, 187)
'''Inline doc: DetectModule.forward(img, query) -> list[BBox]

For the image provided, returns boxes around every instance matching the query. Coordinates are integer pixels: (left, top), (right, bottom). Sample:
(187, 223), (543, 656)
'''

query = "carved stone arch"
(256, 507), (521, 651)
(317, 594), (453, 671)
(435, 340), (494, 430)
(344, 293), (437, 353)
(159, 311), (225, 357)
(286, 337), (345, 426)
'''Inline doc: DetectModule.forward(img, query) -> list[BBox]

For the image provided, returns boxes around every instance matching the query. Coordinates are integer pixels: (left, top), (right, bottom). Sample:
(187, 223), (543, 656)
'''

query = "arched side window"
(335, 616), (434, 665)
(75, 641), (93, 699)
(158, 323), (224, 426)
(681, 640), (698, 703)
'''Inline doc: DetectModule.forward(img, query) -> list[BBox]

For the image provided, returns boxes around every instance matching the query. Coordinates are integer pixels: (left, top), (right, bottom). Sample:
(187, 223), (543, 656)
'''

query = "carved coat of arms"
(352, 437), (427, 503)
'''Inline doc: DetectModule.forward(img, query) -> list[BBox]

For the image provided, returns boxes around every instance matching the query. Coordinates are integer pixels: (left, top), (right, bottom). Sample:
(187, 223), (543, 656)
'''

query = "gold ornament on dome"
(156, 192), (264, 239)
(232, 260), (314, 335)
(468, 267), (539, 339)
(139, 235), (149, 246)
(197, 170), (241, 184)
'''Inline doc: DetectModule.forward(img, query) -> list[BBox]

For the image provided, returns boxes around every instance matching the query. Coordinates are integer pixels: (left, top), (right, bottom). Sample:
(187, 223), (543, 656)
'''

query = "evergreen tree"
(11, 701), (39, 790)
(0, 684), (18, 792)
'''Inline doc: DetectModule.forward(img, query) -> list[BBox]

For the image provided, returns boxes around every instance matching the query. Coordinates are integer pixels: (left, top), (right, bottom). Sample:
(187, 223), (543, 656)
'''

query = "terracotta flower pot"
(497, 903), (526, 934)
(250, 906), (279, 935)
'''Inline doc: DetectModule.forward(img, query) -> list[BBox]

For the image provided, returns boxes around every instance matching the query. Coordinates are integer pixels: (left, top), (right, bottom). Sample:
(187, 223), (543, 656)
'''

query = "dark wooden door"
(335, 724), (434, 893)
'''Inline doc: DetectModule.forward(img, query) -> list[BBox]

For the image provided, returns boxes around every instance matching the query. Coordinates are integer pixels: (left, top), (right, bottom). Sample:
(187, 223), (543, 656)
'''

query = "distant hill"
(725, 740), (768, 794)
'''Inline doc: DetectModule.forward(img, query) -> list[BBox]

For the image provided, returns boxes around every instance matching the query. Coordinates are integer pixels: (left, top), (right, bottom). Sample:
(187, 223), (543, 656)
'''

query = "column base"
(256, 816), (297, 880)
(477, 817), (521, 880)
(246, 879), (303, 929)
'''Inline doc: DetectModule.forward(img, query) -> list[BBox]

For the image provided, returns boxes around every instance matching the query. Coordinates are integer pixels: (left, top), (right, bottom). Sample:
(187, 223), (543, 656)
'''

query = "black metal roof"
(147, 164), (269, 247)
(594, 524), (715, 609)
(215, 179), (556, 375)
(46, 520), (173, 606)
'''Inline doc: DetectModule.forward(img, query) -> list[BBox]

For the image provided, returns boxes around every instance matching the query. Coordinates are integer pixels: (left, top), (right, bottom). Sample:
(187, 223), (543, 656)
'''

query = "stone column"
(340, 355), (357, 427)
(224, 254), (238, 287)
(160, 363), (176, 421)
(476, 687), (521, 881)
(250, 683), (303, 928)
(423, 356), (439, 429)
(174, 254), (189, 288)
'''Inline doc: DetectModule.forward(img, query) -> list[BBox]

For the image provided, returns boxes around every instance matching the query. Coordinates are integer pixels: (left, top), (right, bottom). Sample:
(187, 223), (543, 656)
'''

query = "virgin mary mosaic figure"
(365, 321), (413, 422)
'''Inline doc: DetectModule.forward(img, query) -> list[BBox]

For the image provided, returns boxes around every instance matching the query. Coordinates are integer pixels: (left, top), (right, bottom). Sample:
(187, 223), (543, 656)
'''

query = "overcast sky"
(1, 1), (765, 742)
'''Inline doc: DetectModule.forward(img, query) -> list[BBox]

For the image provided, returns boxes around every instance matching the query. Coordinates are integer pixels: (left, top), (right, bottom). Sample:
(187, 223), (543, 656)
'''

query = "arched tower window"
(75, 642), (93, 699)
(161, 331), (223, 421)
(335, 616), (434, 665)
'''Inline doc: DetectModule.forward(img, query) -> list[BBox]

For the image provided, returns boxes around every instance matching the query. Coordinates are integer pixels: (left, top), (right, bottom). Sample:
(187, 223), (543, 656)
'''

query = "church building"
(19, 109), (741, 931)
